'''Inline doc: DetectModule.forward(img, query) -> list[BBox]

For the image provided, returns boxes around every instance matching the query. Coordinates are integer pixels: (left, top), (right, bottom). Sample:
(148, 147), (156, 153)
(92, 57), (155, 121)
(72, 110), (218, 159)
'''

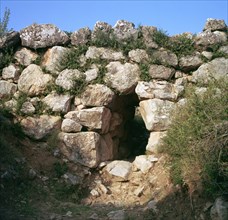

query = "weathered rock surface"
(58, 132), (101, 168)
(64, 107), (111, 134)
(152, 49), (178, 67)
(128, 49), (149, 63)
(149, 65), (175, 80)
(43, 93), (71, 113)
(14, 48), (38, 66)
(42, 46), (69, 74)
(105, 61), (140, 94)
(106, 160), (132, 180)
(18, 64), (53, 96)
(218, 45), (228, 55)
(81, 84), (115, 107)
(195, 31), (227, 48)
(84, 65), (99, 82)
(139, 98), (175, 131)
(20, 24), (69, 49)
(99, 133), (116, 161)
(203, 18), (227, 31)
(135, 81), (184, 101)
(0, 80), (17, 98)
(146, 131), (167, 153)
(210, 195), (228, 220)
(20, 115), (61, 140)
(107, 210), (126, 220)
(71, 27), (91, 45)
(20, 101), (36, 114)
(141, 26), (158, 48)
(179, 54), (203, 71)
(192, 58), (228, 84)
(113, 20), (139, 41)
(61, 118), (82, 133)
(85, 46), (124, 60)
(55, 69), (83, 90)
(2, 65), (19, 80)
(133, 155), (158, 173)
(0, 31), (20, 50)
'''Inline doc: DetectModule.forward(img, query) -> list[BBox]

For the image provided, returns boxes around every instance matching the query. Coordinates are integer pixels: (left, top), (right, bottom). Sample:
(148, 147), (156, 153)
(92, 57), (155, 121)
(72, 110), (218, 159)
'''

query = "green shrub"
(139, 63), (151, 81)
(0, 7), (11, 37)
(160, 78), (228, 196)
(0, 48), (14, 74)
(152, 29), (170, 48)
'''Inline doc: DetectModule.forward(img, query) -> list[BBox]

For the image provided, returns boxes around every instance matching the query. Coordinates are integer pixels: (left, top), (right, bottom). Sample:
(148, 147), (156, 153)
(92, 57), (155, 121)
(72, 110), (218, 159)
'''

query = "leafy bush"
(152, 29), (170, 48)
(139, 63), (151, 81)
(0, 7), (11, 37)
(161, 78), (228, 197)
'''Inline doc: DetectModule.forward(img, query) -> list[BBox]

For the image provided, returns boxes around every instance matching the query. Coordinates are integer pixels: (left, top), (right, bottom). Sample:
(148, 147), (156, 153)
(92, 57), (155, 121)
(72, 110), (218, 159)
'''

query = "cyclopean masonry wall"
(0, 18), (227, 169)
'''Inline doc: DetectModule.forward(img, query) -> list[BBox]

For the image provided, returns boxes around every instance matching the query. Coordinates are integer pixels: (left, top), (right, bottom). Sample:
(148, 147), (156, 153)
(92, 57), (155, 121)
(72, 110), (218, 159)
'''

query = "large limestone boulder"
(20, 115), (61, 140)
(20, 24), (69, 49)
(179, 54), (203, 71)
(149, 64), (175, 80)
(42, 93), (71, 113)
(146, 131), (167, 153)
(58, 132), (101, 168)
(106, 160), (132, 180)
(71, 27), (91, 46)
(2, 65), (20, 80)
(55, 69), (83, 90)
(85, 46), (124, 60)
(42, 46), (70, 74)
(192, 58), (228, 84)
(113, 20), (139, 41)
(203, 18), (227, 32)
(0, 31), (20, 50)
(195, 31), (227, 48)
(105, 61), (140, 94)
(61, 118), (82, 133)
(81, 84), (115, 107)
(0, 80), (17, 98)
(141, 26), (158, 48)
(152, 49), (178, 67)
(14, 48), (38, 66)
(64, 107), (111, 134)
(139, 98), (175, 131)
(135, 81), (184, 101)
(18, 64), (53, 96)
(128, 49), (149, 63)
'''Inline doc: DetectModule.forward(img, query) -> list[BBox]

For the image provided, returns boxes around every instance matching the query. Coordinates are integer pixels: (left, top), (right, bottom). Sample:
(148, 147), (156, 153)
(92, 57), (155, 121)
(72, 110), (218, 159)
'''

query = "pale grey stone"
(192, 58), (228, 84)
(210, 196), (228, 220)
(92, 21), (112, 40)
(149, 64), (175, 80)
(71, 27), (91, 45)
(81, 84), (115, 107)
(43, 93), (71, 113)
(20, 101), (35, 114)
(64, 107), (111, 134)
(128, 49), (149, 63)
(20, 115), (61, 140)
(105, 61), (140, 94)
(14, 48), (38, 66)
(61, 118), (82, 133)
(0, 80), (17, 98)
(58, 132), (101, 168)
(106, 160), (132, 180)
(152, 49), (178, 67)
(146, 131), (167, 153)
(2, 65), (20, 80)
(0, 31), (20, 50)
(133, 155), (158, 173)
(20, 23), (69, 49)
(139, 98), (175, 131)
(201, 51), (213, 60)
(42, 46), (70, 74)
(179, 54), (203, 71)
(203, 18), (227, 32)
(18, 64), (53, 96)
(107, 209), (126, 220)
(55, 69), (83, 90)
(141, 26), (158, 48)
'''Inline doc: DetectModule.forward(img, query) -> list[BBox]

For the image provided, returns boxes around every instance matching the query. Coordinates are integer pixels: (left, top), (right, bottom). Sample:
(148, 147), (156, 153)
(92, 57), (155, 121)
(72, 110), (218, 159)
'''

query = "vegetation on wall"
(160, 78), (228, 197)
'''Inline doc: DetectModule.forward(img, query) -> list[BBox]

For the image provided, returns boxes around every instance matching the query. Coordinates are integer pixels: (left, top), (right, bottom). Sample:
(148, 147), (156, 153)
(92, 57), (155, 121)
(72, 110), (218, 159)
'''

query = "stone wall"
(0, 18), (227, 168)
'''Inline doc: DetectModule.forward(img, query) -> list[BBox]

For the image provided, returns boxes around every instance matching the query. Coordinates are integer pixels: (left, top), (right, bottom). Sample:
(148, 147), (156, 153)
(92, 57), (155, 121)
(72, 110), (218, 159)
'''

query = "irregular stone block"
(203, 18), (227, 32)
(18, 64), (53, 96)
(61, 118), (82, 133)
(149, 64), (175, 80)
(146, 131), (167, 153)
(20, 115), (61, 140)
(71, 27), (91, 45)
(14, 48), (38, 66)
(139, 98), (175, 131)
(0, 80), (17, 99)
(20, 24), (69, 49)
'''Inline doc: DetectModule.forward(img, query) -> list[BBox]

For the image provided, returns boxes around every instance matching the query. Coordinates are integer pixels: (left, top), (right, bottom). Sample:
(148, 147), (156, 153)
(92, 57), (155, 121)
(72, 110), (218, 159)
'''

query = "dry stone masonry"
(0, 18), (227, 171)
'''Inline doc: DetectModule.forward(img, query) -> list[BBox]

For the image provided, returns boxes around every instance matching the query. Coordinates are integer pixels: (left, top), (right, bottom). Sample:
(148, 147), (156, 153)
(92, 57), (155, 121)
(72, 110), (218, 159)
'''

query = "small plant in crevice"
(139, 63), (151, 81)
(54, 161), (68, 178)
(15, 92), (28, 114)
(69, 74), (88, 96)
(0, 48), (14, 74)
(59, 45), (88, 71)
(152, 28), (170, 48)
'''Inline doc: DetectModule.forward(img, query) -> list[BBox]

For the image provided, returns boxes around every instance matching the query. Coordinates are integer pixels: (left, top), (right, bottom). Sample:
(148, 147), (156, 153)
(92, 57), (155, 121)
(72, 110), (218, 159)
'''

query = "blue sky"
(1, 1), (227, 36)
